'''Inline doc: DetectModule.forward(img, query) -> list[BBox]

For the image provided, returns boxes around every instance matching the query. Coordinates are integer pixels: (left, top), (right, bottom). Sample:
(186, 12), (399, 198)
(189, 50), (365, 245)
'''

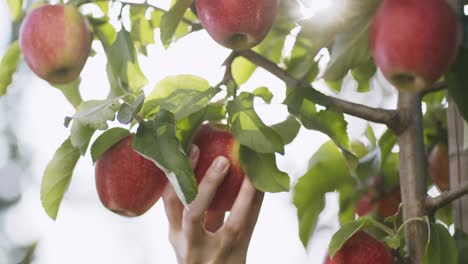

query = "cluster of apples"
(95, 123), (245, 217)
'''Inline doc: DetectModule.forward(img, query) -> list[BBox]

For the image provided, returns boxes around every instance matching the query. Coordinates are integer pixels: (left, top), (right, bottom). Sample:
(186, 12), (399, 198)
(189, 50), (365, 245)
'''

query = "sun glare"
(299, 0), (333, 18)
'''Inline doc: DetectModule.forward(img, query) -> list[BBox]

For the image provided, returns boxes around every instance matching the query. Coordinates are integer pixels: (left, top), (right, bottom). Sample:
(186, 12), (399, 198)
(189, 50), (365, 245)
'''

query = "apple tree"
(2, 0), (468, 263)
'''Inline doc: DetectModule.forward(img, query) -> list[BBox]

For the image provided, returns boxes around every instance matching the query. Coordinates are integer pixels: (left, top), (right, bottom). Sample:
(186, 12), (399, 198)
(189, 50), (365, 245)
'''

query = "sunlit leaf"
(0, 41), (21, 96)
(91, 127), (130, 163)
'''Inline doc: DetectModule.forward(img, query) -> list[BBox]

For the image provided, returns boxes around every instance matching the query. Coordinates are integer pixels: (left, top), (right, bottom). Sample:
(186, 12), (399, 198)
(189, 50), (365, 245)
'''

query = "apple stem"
(397, 92), (428, 264)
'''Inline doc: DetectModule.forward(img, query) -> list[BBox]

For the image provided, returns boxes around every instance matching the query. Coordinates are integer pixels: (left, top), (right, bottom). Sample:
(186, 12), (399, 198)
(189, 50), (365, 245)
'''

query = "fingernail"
(188, 145), (199, 161)
(213, 156), (229, 171)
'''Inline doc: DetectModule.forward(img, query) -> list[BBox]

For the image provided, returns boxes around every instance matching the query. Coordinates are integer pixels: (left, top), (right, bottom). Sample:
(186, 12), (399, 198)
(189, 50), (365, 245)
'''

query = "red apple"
(356, 188), (401, 218)
(192, 123), (245, 212)
(328, 232), (395, 264)
(196, 0), (279, 50)
(95, 134), (168, 217)
(429, 143), (450, 191)
(19, 4), (92, 84)
(370, 0), (459, 92)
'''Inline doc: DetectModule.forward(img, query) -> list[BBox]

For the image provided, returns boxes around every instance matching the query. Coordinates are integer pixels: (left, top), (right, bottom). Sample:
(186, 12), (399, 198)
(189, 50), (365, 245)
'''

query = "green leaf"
(351, 59), (377, 93)
(271, 115), (301, 145)
(294, 141), (353, 247)
(90, 127), (130, 163)
(338, 184), (357, 225)
(454, 229), (468, 264)
(0, 41), (21, 96)
(252, 87), (273, 104)
(355, 148), (381, 182)
(232, 56), (256, 85)
(424, 222), (458, 264)
(133, 110), (197, 205)
(378, 129), (397, 164)
(239, 145), (290, 192)
(228, 92), (284, 154)
(41, 138), (81, 220)
(142, 75), (219, 120)
(7, 0), (22, 21)
(447, 47), (468, 122)
(66, 99), (119, 130)
(95, 26), (148, 92)
(117, 94), (145, 124)
(329, 218), (371, 257)
(70, 120), (95, 155)
(160, 0), (192, 47)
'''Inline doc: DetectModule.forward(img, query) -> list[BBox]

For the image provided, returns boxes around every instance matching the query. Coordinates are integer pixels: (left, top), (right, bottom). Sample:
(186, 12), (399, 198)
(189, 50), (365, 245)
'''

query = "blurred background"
(0, 0), (398, 263)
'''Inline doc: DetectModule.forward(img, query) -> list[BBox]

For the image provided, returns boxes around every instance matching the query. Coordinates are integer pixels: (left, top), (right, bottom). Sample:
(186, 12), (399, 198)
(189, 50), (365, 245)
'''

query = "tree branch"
(426, 182), (468, 211)
(420, 81), (447, 97)
(237, 49), (401, 131)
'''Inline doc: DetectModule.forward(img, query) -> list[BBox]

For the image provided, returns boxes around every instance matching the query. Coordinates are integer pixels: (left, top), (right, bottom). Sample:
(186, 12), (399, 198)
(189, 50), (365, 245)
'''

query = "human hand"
(162, 145), (264, 264)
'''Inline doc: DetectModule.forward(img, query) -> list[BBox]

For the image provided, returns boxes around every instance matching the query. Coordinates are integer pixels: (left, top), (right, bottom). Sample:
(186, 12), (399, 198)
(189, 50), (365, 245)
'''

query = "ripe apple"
(356, 188), (401, 218)
(370, 0), (459, 92)
(95, 134), (168, 217)
(19, 4), (92, 84)
(192, 123), (245, 212)
(429, 143), (450, 191)
(327, 231), (395, 264)
(196, 0), (279, 50)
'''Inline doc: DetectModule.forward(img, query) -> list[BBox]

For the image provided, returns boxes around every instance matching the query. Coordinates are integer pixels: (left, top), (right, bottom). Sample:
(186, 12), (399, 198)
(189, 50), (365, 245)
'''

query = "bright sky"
(0, 1), (398, 263)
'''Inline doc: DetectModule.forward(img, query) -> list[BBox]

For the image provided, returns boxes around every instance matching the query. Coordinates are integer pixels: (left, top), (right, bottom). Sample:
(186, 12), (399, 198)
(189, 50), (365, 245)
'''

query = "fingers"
(183, 156), (230, 234)
(204, 210), (225, 233)
(222, 177), (263, 239)
(163, 145), (200, 230)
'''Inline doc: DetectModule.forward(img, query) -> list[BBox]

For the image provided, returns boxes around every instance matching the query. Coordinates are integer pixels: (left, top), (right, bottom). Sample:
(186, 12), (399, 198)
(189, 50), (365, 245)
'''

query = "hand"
(162, 145), (264, 264)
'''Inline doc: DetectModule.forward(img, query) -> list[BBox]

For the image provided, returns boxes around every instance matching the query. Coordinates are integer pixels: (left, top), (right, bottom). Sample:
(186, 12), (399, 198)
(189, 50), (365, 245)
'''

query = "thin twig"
(420, 81), (447, 97)
(237, 49), (401, 131)
(426, 181), (468, 211)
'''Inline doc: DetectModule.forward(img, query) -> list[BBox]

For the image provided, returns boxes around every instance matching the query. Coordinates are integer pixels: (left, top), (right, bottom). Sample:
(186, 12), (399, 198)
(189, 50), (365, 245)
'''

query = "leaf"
(294, 141), (353, 247)
(0, 41), (21, 96)
(70, 120), (95, 155)
(355, 147), (381, 182)
(351, 59), (377, 92)
(424, 223), (458, 264)
(117, 94), (145, 124)
(454, 229), (468, 264)
(41, 138), (81, 220)
(271, 115), (301, 145)
(7, 0), (22, 21)
(228, 92), (284, 154)
(66, 99), (118, 130)
(142, 75), (218, 120)
(239, 146), (290, 192)
(252, 87), (273, 104)
(90, 127), (130, 163)
(232, 56), (256, 85)
(447, 47), (468, 122)
(160, 0), (193, 47)
(52, 78), (83, 109)
(329, 218), (371, 257)
(95, 26), (147, 92)
(133, 110), (197, 205)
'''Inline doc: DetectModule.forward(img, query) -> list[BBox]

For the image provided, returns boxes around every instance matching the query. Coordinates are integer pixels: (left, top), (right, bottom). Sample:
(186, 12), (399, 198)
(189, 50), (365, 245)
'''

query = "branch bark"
(237, 49), (401, 131)
(397, 92), (428, 264)
(426, 181), (468, 211)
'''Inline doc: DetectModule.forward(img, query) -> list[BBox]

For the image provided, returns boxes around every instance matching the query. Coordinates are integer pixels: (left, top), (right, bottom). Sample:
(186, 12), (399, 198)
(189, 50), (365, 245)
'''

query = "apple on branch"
(196, 0), (279, 50)
(370, 0), (459, 92)
(19, 4), (92, 84)
(95, 134), (168, 217)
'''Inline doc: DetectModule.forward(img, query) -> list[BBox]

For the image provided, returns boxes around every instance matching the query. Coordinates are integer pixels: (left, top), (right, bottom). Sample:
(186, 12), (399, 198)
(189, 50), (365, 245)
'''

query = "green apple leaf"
(95, 26), (147, 92)
(252, 87), (273, 104)
(286, 40), (320, 83)
(294, 141), (353, 247)
(351, 58), (377, 93)
(142, 75), (219, 120)
(423, 222), (458, 264)
(447, 47), (468, 122)
(454, 229), (468, 264)
(66, 99), (119, 130)
(160, 0), (192, 47)
(239, 146), (290, 192)
(228, 92), (284, 154)
(7, 0), (22, 21)
(271, 115), (301, 145)
(41, 138), (81, 220)
(0, 41), (21, 96)
(52, 78), (83, 109)
(338, 184), (357, 225)
(91, 127), (130, 163)
(329, 218), (372, 258)
(232, 56), (256, 85)
(117, 94), (145, 124)
(133, 110), (197, 205)
(70, 120), (95, 155)
(378, 129), (398, 164)
(355, 147), (381, 182)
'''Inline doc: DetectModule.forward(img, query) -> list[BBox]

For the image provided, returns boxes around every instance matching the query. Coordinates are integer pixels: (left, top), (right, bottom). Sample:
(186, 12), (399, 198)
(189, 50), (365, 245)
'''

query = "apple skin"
(95, 134), (168, 217)
(192, 123), (245, 212)
(356, 188), (401, 218)
(196, 0), (279, 50)
(370, 0), (459, 92)
(429, 143), (450, 191)
(19, 5), (92, 84)
(327, 232), (395, 264)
